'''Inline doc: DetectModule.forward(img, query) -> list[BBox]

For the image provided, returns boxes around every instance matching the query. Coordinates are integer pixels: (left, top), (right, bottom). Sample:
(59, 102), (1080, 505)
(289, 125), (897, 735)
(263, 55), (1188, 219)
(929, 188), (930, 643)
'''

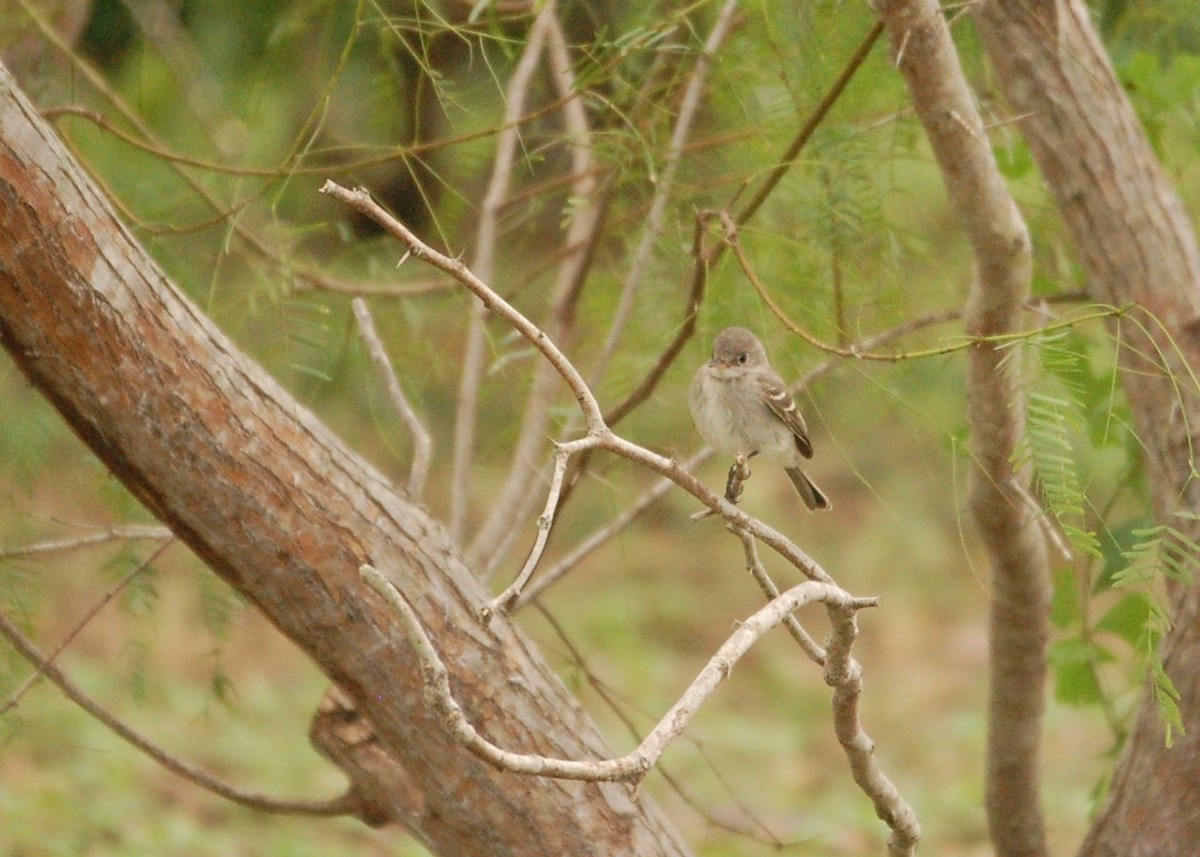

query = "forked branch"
(364, 564), (877, 781)
(325, 181), (920, 851)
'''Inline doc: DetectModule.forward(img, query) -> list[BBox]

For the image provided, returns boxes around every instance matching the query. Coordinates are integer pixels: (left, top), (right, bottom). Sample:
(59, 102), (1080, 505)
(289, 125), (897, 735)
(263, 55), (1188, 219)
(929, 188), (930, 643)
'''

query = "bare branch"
(0, 524), (173, 558)
(363, 563), (875, 784)
(485, 438), (586, 617)
(1, 539), (174, 715)
(350, 297), (433, 498)
(468, 3), (607, 572)
(320, 181), (606, 432)
(450, 2), (559, 545)
(510, 448), (712, 610)
(734, 529), (826, 664)
(0, 604), (357, 818)
(590, 0), (741, 383)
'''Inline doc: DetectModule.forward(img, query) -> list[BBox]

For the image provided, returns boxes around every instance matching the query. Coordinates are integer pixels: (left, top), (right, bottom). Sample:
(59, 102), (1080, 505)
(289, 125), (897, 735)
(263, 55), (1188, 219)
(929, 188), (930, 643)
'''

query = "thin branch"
(320, 182), (606, 432)
(0, 605), (356, 817)
(0, 525), (173, 558)
(363, 563), (875, 784)
(590, 0), (741, 383)
(449, 1), (558, 545)
(1, 539), (174, 715)
(510, 447), (714, 611)
(468, 4), (608, 572)
(350, 297), (433, 498)
(532, 603), (788, 847)
(485, 439), (583, 617)
(733, 21), (885, 227)
(734, 529), (826, 664)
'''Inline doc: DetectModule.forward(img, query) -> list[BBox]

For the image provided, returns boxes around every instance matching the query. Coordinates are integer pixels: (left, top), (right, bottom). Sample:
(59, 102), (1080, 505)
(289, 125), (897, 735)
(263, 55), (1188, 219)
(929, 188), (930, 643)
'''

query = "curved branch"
(0, 606), (358, 818)
(321, 181), (606, 432)
(1, 540), (173, 715)
(365, 564), (875, 782)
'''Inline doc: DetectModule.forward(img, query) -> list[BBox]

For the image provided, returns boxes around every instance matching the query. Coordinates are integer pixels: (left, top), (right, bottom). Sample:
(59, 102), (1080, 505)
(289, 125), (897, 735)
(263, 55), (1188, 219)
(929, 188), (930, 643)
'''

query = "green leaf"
(1050, 566), (1080, 629)
(1049, 636), (1112, 707)
(1095, 592), (1153, 647)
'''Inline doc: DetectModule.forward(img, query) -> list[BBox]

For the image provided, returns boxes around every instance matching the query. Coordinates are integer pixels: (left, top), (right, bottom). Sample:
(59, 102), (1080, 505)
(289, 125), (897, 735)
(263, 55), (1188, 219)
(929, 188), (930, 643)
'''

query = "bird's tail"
(785, 466), (831, 512)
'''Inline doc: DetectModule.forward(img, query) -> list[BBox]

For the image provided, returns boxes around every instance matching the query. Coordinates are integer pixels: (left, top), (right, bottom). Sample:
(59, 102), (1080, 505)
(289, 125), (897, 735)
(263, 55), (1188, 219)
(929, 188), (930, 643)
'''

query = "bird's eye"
(737, 352), (748, 364)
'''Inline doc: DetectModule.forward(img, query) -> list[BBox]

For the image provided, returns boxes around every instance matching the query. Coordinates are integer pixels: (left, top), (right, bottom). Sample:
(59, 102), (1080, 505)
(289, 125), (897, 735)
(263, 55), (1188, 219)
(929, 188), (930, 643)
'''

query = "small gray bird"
(689, 326), (830, 511)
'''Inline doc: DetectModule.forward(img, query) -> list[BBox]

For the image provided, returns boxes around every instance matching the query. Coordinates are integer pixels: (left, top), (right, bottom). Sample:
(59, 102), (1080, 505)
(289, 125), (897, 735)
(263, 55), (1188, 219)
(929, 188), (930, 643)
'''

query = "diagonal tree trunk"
(0, 62), (690, 857)
(973, 2), (1200, 854)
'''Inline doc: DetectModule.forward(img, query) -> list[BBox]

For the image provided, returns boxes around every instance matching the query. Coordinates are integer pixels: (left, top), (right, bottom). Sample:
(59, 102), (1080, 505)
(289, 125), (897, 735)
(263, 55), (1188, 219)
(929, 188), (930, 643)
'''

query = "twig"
(532, 601), (789, 848)
(0, 605), (356, 817)
(468, 4), (607, 572)
(689, 449), (751, 521)
(0, 525), (173, 558)
(734, 529), (825, 664)
(484, 439), (585, 618)
(733, 21), (885, 227)
(590, 0), (741, 383)
(350, 297), (433, 498)
(510, 448), (714, 611)
(363, 564), (875, 784)
(319, 184), (605, 432)
(449, 2), (558, 544)
(1, 539), (174, 715)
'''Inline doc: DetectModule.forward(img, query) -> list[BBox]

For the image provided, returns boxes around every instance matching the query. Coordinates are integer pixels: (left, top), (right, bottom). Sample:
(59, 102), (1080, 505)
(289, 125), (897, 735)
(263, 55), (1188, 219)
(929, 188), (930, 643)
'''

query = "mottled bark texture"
(0, 64), (689, 857)
(973, 2), (1200, 855)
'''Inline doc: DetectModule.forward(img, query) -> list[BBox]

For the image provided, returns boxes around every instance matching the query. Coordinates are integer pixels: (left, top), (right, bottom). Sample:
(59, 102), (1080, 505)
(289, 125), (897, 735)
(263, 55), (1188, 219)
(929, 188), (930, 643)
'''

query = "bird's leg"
(724, 452), (753, 504)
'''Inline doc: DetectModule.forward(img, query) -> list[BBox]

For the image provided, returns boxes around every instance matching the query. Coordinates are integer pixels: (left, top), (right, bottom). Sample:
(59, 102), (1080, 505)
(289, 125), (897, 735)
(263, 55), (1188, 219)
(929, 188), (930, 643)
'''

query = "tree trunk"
(0, 62), (689, 857)
(874, 2), (1050, 854)
(973, 2), (1200, 854)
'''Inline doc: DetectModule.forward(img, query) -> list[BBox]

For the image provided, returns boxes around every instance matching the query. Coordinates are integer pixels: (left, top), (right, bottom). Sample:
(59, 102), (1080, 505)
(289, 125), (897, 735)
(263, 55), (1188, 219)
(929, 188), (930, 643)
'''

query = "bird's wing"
(761, 376), (813, 459)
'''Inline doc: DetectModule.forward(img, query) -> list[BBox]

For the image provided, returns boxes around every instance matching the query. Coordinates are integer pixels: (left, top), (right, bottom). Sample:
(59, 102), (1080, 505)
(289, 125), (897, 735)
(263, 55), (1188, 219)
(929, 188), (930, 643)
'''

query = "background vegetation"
(2, 0), (1199, 854)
